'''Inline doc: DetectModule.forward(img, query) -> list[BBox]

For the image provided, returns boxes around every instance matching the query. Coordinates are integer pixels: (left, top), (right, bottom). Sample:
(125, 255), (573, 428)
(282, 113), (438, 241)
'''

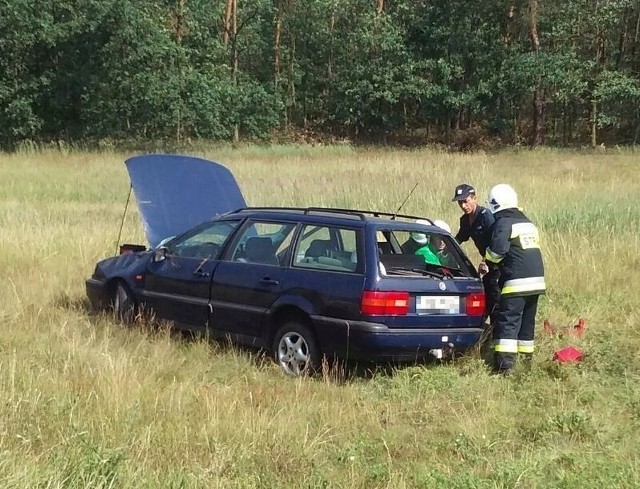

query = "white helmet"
(487, 184), (518, 214)
(411, 219), (431, 244)
(432, 219), (451, 234)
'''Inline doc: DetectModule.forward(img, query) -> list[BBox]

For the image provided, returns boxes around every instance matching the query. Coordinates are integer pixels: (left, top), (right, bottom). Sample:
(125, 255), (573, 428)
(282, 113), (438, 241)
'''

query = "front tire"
(272, 322), (320, 376)
(112, 281), (137, 324)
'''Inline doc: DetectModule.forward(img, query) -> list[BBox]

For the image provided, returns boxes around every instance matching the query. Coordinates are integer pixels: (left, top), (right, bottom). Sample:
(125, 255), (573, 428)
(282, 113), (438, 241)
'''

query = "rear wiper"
(384, 267), (417, 276)
(412, 268), (444, 279)
(383, 267), (444, 279)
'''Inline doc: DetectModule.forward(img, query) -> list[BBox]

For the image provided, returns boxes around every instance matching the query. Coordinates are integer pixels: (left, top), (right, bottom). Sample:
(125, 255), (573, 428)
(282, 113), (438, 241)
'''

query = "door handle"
(193, 270), (210, 278)
(259, 278), (279, 286)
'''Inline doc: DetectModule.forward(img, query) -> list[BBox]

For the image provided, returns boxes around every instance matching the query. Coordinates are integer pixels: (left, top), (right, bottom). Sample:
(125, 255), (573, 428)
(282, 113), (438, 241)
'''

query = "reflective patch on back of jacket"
(510, 222), (540, 249)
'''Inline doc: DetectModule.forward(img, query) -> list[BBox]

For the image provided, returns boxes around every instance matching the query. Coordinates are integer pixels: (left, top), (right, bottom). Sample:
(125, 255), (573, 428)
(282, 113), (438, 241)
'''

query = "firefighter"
(484, 183), (546, 374)
(451, 183), (500, 323)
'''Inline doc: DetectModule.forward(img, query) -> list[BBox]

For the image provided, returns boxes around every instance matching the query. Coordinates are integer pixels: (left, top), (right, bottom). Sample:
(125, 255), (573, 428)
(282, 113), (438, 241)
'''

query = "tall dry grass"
(1, 147), (639, 488)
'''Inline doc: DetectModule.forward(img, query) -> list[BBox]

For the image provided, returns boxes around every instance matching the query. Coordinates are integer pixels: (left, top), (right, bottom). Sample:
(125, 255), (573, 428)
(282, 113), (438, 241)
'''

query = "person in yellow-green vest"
(412, 219), (455, 267)
(428, 219), (457, 268)
(484, 184), (545, 374)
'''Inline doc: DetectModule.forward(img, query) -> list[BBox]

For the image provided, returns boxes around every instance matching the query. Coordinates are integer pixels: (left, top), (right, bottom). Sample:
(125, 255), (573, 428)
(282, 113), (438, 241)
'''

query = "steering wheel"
(199, 242), (221, 258)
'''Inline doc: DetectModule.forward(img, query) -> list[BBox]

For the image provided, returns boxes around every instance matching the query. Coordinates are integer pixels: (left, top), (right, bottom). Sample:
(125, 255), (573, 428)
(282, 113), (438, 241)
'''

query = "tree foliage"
(1, 0), (638, 148)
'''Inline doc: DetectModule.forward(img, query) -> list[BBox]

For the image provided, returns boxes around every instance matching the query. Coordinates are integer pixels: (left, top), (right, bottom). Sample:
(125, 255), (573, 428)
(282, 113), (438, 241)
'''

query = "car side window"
(169, 220), (240, 259)
(293, 225), (359, 272)
(230, 221), (296, 266)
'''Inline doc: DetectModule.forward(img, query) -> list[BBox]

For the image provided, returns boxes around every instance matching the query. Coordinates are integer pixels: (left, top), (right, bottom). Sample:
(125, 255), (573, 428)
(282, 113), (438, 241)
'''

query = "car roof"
(224, 207), (438, 229)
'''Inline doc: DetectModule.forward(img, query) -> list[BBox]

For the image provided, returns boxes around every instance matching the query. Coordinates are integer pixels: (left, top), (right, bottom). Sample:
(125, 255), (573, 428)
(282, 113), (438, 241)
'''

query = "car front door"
(142, 219), (241, 328)
(209, 220), (297, 338)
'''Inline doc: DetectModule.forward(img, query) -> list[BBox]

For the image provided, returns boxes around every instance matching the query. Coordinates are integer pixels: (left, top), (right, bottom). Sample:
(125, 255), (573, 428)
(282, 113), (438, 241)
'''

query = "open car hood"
(125, 154), (246, 248)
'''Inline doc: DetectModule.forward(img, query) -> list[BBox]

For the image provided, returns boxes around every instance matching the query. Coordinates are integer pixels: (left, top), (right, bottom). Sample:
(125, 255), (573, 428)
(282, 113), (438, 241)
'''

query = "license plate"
(415, 295), (460, 314)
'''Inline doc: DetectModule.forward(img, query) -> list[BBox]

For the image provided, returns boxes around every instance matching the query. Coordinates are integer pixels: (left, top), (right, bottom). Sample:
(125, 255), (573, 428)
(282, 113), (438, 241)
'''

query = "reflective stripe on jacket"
(484, 208), (545, 297)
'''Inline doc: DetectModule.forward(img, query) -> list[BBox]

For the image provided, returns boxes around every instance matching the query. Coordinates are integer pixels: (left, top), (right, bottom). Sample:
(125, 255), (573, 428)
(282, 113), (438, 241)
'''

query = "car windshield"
(375, 228), (475, 278)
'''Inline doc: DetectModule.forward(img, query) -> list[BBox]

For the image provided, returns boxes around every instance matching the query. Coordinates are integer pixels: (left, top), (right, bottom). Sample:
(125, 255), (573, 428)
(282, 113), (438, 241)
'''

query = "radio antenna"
(391, 183), (419, 219)
(115, 184), (133, 255)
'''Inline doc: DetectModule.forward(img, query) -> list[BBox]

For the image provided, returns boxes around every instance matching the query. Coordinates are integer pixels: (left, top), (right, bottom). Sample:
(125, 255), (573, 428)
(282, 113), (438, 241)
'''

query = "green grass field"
(1, 147), (639, 488)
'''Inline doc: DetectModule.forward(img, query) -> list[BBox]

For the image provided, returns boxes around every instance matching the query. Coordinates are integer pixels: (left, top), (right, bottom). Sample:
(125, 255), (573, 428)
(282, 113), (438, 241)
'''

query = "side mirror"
(153, 247), (168, 262)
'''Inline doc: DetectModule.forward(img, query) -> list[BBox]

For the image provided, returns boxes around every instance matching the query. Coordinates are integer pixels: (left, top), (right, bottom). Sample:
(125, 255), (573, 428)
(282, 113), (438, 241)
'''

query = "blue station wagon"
(86, 155), (486, 375)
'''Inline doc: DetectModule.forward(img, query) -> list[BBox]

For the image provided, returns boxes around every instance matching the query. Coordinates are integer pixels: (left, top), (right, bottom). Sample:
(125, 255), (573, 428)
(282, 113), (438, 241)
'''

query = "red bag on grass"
(553, 346), (584, 363)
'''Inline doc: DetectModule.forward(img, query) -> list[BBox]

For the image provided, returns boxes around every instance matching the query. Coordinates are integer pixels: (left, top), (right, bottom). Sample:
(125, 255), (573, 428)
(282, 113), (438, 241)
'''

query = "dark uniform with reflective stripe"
(485, 208), (545, 373)
(455, 206), (500, 323)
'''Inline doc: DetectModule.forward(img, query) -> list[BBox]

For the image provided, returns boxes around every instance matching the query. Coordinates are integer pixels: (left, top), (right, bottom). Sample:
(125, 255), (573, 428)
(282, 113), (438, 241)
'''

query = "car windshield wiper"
(384, 267), (444, 279)
(412, 268), (444, 279)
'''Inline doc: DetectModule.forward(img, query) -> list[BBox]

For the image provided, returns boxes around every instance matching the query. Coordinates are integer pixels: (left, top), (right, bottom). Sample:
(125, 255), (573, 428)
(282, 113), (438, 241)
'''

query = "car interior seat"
(303, 239), (348, 269)
(305, 239), (333, 259)
(244, 236), (279, 265)
(304, 239), (335, 258)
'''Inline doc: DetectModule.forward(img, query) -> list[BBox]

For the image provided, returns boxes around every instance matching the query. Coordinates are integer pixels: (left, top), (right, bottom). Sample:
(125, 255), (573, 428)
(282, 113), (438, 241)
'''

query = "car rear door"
(285, 224), (366, 342)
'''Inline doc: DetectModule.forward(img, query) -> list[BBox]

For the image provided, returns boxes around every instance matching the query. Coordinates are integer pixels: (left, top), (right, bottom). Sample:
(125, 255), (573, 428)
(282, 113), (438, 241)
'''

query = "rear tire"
(112, 281), (137, 325)
(272, 322), (320, 376)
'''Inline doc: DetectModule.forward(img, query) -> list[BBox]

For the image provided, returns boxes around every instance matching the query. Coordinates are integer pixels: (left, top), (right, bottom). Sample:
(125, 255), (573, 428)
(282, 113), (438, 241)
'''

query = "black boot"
(493, 352), (516, 375)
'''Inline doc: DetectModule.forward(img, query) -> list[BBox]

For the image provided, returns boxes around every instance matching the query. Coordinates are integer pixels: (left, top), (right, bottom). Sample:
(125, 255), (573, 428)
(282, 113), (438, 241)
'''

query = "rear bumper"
(311, 315), (483, 361)
(86, 278), (108, 310)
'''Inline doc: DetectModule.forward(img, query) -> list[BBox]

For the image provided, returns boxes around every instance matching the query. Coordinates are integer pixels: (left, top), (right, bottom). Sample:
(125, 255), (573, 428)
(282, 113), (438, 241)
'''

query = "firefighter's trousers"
(493, 294), (540, 372)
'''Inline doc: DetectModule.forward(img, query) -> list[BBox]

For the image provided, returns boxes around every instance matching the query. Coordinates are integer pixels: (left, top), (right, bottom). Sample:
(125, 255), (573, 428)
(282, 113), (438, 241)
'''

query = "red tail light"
(466, 293), (486, 316)
(361, 291), (409, 316)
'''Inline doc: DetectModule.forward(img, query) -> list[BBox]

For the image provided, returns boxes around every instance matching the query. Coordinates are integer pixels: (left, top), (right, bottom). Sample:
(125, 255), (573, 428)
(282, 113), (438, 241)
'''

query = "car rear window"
(375, 228), (475, 278)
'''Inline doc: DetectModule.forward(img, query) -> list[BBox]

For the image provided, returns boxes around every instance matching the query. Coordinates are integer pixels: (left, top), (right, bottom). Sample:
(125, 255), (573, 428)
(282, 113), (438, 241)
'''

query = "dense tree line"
(1, 0), (639, 149)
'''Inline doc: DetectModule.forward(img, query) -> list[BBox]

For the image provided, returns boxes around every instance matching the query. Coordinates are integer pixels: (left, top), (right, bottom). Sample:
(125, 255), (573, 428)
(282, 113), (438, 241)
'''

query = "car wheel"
(112, 281), (137, 324)
(272, 322), (320, 376)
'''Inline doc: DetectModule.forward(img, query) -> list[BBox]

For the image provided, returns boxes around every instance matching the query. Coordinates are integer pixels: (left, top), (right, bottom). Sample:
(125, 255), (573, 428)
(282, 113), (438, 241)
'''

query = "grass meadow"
(1, 146), (639, 488)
